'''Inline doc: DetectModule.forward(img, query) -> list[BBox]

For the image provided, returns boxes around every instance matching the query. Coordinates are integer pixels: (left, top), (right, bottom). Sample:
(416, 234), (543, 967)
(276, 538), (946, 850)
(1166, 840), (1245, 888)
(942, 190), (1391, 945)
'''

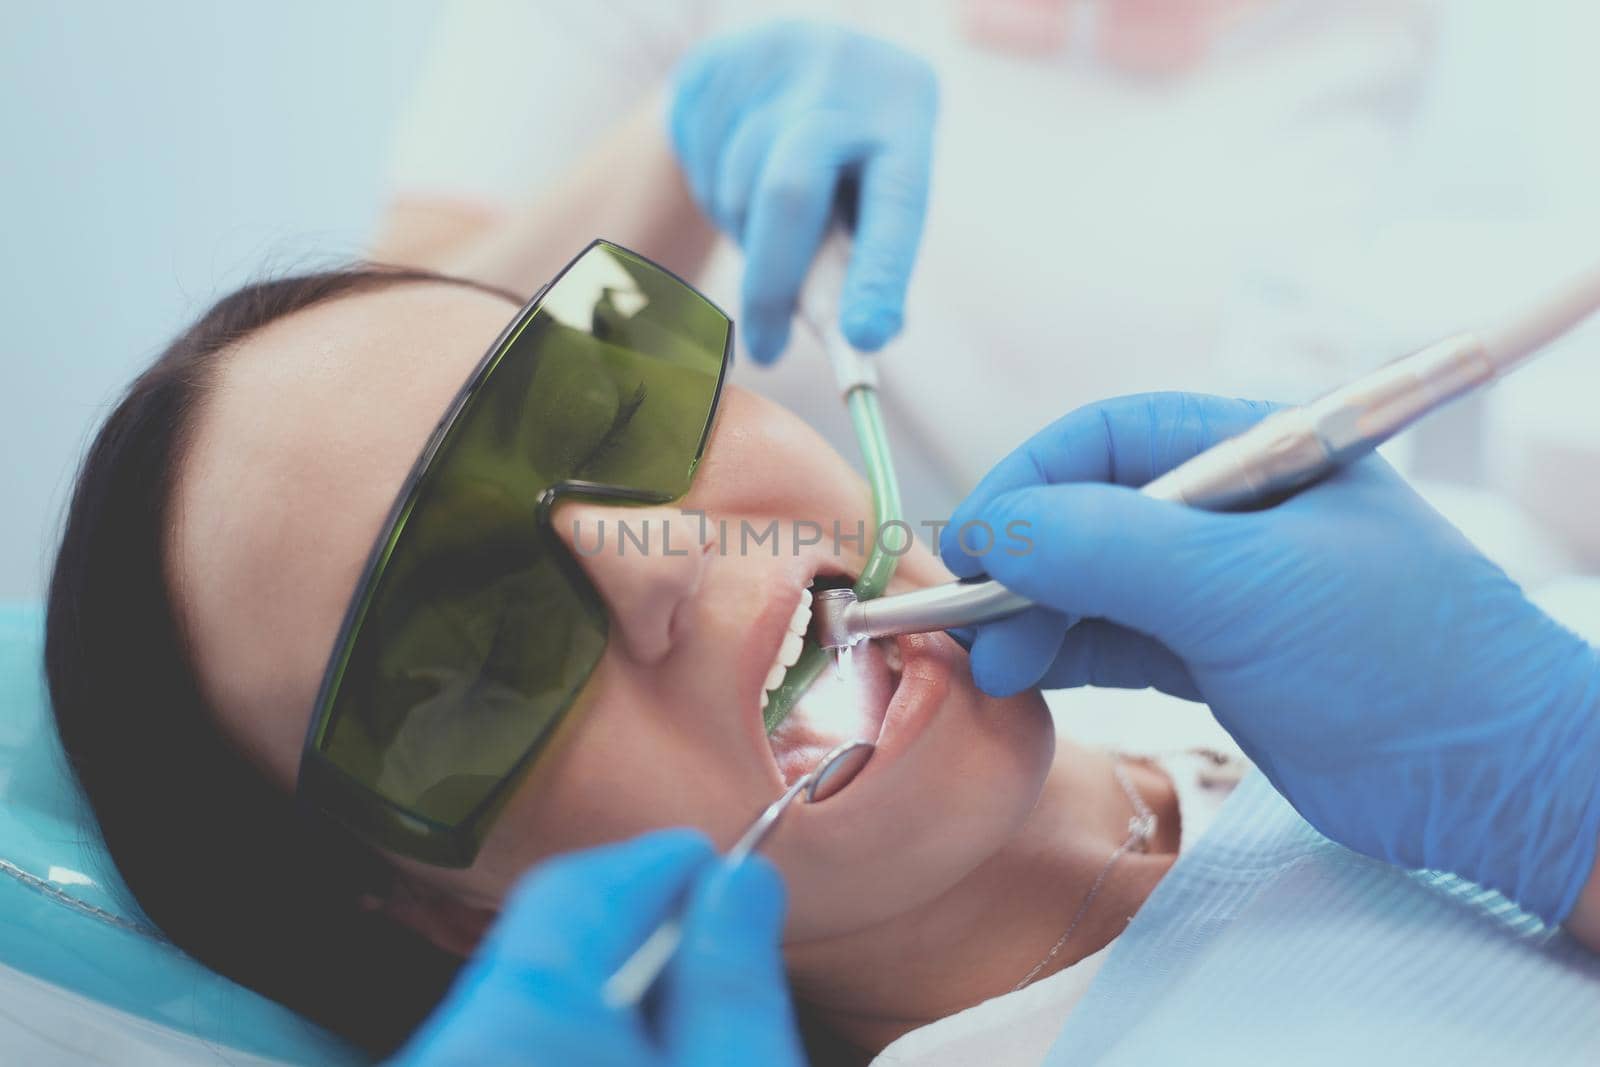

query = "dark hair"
(43, 265), (517, 1057)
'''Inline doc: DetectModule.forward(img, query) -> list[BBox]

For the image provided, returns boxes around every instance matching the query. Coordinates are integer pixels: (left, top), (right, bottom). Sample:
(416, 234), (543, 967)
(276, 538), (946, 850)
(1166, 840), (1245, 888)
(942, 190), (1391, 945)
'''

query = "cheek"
(695, 388), (865, 516)
(772, 687), (1055, 942)
(470, 653), (764, 868)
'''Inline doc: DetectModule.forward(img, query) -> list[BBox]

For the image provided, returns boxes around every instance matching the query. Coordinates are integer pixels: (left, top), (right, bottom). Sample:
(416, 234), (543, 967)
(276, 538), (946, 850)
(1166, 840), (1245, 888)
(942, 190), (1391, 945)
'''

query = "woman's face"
(169, 281), (1053, 948)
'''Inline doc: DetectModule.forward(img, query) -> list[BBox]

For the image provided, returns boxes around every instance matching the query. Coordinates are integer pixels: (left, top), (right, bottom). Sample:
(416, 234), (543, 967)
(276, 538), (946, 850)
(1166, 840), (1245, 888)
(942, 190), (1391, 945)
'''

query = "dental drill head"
(812, 588), (862, 651)
(812, 581), (1033, 650)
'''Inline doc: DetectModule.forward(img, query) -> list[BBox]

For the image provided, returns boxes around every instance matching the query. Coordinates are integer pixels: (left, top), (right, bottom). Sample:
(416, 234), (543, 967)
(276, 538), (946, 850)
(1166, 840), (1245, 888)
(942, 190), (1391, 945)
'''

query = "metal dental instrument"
(601, 739), (875, 1009)
(813, 580), (1030, 652)
(813, 261), (1600, 651)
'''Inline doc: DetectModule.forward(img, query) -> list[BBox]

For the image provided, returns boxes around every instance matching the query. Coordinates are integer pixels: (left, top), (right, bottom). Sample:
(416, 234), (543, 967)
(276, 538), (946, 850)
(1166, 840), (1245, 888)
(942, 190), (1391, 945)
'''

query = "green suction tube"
(763, 384), (905, 733)
(845, 386), (906, 600)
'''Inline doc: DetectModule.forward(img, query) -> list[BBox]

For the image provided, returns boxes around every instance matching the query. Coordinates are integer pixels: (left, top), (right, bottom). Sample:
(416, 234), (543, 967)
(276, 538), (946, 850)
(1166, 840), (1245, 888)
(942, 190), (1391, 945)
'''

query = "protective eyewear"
(299, 240), (732, 866)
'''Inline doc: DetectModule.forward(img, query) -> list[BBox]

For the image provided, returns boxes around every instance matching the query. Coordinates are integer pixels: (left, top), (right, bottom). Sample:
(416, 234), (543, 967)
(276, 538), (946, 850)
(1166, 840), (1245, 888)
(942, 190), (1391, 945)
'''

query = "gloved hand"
(942, 392), (1600, 924)
(668, 20), (937, 363)
(392, 830), (805, 1066)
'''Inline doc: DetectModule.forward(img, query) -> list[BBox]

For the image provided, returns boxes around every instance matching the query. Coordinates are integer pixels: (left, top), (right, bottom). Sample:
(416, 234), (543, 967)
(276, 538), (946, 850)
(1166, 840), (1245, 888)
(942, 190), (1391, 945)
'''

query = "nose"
(552, 502), (711, 663)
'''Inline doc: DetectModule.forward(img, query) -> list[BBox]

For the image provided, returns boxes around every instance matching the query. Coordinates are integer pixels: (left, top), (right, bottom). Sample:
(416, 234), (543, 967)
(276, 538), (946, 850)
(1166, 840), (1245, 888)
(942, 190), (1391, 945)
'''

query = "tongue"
(768, 639), (897, 786)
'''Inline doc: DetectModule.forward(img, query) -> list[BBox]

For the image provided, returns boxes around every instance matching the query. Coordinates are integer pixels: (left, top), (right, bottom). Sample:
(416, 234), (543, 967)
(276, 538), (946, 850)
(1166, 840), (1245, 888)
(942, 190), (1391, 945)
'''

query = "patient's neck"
(785, 742), (1180, 1055)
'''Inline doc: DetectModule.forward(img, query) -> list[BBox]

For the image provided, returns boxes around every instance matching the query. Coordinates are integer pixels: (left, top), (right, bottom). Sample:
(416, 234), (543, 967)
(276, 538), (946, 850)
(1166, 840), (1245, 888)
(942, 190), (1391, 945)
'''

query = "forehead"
(168, 281), (518, 782)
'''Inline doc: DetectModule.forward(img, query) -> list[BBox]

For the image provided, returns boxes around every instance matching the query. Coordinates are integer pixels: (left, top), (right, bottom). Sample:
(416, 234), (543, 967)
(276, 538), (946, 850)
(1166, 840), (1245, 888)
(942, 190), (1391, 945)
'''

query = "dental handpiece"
(813, 261), (1600, 651)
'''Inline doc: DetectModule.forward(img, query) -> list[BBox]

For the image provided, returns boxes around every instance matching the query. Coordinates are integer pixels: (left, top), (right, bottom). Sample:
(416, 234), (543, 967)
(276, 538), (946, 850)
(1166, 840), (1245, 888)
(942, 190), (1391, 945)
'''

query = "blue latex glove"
(392, 830), (805, 1066)
(668, 20), (937, 363)
(942, 392), (1600, 923)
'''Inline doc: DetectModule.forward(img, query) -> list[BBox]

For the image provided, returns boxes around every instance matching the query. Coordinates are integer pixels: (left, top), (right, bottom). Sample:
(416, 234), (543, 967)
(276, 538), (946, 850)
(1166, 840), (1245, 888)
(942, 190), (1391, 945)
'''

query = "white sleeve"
(386, 0), (721, 207)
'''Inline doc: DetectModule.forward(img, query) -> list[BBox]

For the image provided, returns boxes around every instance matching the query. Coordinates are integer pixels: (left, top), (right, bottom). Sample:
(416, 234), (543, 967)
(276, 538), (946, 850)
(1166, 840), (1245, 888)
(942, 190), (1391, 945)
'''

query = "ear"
(364, 879), (497, 958)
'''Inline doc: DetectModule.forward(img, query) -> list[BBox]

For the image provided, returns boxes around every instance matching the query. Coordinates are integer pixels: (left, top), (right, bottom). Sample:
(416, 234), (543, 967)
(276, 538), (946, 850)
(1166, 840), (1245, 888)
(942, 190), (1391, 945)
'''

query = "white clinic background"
(0, 1), (441, 601)
(6, 1), (1600, 604)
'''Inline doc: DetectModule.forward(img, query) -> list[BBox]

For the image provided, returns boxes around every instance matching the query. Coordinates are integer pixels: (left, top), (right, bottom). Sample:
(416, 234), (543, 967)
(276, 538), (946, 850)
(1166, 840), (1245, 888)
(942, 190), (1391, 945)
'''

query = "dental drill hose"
(762, 226), (907, 733)
(813, 260), (1600, 651)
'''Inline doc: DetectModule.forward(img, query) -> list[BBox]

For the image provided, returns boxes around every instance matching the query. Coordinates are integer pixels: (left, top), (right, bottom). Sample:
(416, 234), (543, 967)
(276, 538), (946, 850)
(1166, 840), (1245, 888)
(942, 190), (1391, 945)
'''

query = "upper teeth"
(759, 586), (813, 709)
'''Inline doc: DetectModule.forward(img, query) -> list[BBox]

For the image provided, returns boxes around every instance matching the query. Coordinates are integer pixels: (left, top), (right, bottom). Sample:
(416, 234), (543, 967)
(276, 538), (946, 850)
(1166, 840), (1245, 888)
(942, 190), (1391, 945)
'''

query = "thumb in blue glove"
(658, 853), (799, 1063)
(942, 392), (1600, 925)
(391, 830), (805, 1066)
(668, 19), (937, 362)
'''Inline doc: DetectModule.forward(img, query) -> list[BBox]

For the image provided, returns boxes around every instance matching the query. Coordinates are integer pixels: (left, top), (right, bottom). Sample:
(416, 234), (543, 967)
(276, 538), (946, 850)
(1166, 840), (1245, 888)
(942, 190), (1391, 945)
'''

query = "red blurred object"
(961, 0), (1271, 77)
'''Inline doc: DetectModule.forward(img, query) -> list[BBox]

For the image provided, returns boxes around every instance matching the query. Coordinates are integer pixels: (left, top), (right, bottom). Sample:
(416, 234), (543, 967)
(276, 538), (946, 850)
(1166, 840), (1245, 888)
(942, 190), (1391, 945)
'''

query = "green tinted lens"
(302, 242), (730, 864)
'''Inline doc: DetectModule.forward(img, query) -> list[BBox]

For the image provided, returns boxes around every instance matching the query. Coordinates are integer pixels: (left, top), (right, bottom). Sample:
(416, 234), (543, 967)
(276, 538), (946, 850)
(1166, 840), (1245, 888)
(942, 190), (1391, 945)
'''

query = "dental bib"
(1043, 772), (1600, 1066)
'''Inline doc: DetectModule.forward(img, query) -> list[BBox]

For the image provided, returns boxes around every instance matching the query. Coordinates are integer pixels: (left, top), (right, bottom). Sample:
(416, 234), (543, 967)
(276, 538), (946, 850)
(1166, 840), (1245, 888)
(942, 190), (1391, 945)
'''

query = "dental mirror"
(725, 739), (876, 863)
(604, 739), (877, 1007)
(806, 738), (876, 801)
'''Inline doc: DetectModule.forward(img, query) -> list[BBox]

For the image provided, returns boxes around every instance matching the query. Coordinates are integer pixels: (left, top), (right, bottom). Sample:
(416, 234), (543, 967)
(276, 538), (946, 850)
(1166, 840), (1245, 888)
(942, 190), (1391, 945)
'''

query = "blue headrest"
(0, 602), (366, 1064)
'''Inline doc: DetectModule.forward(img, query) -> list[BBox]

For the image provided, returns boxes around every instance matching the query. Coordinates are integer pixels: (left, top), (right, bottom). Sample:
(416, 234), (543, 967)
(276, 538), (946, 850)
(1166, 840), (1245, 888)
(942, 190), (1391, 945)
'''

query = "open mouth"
(759, 575), (904, 785)
(765, 636), (902, 785)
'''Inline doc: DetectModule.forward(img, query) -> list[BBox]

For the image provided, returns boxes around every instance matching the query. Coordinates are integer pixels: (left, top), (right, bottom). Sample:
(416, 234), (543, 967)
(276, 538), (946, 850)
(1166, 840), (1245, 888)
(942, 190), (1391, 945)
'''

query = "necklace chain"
(1012, 759), (1156, 992)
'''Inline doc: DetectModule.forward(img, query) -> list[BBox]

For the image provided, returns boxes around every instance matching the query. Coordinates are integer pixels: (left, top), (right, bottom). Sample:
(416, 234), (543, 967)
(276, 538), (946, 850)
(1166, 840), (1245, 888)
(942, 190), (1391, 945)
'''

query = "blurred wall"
(0, 1), (440, 600)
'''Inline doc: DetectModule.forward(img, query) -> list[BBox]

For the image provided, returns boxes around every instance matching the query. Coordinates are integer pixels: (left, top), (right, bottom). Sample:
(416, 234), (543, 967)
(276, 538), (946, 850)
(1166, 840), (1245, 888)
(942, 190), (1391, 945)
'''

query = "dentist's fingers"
(662, 857), (806, 1067)
(739, 124), (852, 362)
(840, 137), (934, 350)
(965, 607), (1074, 697)
(942, 393), (1276, 578)
(396, 832), (714, 1067)
(972, 482), (1243, 650)
(481, 830), (715, 985)
(1037, 619), (1203, 701)
(668, 42), (751, 210)
(711, 107), (784, 239)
